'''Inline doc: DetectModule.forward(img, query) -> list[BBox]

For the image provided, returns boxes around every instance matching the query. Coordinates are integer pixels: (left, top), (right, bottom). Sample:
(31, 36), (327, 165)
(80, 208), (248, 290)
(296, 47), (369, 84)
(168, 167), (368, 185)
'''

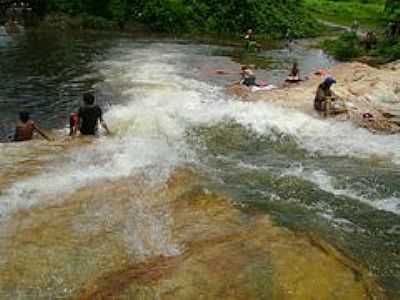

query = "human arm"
(33, 124), (53, 141)
(13, 127), (18, 141)
(100, 120), (111, 135)
(326, 89), (337, 101)
(98, 107), (111, 135)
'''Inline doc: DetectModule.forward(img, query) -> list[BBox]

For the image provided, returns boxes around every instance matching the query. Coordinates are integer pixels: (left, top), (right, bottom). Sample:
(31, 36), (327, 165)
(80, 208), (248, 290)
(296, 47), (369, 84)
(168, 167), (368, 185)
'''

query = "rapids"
(0, 30), (399, 299)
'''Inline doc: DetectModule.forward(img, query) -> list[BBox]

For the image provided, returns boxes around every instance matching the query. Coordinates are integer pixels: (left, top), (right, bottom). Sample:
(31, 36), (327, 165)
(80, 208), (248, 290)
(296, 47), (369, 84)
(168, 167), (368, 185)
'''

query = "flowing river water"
(0, 29), (399, 299)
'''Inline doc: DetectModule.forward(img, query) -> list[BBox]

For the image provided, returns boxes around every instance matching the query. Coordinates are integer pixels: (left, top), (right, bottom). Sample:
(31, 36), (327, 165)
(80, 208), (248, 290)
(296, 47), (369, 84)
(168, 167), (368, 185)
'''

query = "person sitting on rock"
(14, 111), (52, 142)
(240, 65), (257, 87)
(314, 77), (336, 115)
(286, 62), (300, 82)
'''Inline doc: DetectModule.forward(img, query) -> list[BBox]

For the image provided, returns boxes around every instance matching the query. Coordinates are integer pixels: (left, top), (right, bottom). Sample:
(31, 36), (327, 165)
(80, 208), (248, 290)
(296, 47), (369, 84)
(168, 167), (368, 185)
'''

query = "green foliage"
(304, 0), (384, 29)
(385, 0), (400, 22)
(140, 0), (192, 33)
(108, 0), (127, 22)
(80, 14), (114, 30)
(385, 0), (400, 14)
(322, 32), (364, 61)
(43, 0), (319, 37)
(374, 40), (400, 61)
(241, 0), (319, 38)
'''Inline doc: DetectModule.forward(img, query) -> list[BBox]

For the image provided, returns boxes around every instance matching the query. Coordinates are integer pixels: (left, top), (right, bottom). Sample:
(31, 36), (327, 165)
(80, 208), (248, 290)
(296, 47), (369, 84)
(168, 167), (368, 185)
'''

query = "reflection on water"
(0, 30), (399, 299)
(0, 29), (116, 139)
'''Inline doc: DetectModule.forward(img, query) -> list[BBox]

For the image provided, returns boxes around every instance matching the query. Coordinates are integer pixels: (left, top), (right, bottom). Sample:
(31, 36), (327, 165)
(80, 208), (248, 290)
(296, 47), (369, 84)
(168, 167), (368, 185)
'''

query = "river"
(0, 28), (399, 299)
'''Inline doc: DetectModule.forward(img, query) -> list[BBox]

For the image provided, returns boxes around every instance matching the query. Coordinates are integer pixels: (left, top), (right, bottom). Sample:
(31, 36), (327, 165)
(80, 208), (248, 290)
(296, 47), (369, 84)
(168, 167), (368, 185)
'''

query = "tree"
(109, 0), (127, 28)
(43, 0), (318, 37)
(385, 0), (400, 40)
(385, 0), (400, 14)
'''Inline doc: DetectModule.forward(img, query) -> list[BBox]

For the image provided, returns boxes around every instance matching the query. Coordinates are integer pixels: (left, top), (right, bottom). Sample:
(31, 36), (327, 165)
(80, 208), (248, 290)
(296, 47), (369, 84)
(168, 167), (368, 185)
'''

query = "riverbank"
(228, 61), (400, 133)
(303, 0), (400, 64)
(35, 13), (283, 50)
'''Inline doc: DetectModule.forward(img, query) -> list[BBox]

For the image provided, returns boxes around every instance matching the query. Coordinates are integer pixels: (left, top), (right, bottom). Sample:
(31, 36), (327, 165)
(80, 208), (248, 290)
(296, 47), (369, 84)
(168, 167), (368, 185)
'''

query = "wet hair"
(83, 93), (95, 105)
(19, 111), (30, 123)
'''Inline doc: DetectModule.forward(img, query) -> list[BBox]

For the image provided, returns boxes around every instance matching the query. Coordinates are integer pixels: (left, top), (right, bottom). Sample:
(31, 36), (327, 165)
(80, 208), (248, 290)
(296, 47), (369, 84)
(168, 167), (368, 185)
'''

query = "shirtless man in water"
(14, 111), (52, 142)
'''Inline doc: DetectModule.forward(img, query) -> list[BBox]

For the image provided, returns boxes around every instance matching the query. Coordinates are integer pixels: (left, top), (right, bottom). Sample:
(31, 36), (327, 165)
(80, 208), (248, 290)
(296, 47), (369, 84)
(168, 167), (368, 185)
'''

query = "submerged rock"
(0, 170), (386, 299)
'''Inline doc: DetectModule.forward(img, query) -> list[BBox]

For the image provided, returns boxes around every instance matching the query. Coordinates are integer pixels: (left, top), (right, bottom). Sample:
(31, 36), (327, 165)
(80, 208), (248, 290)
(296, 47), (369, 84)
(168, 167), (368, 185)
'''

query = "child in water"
(240, 65), (257, 87)
(69, 93), (110, 136)
(13, 112), (52, 142)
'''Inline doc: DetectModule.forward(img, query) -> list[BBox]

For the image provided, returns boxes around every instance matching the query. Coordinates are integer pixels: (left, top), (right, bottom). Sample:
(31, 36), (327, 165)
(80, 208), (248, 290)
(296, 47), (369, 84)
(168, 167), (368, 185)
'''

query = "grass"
(304, 0), (385, 31)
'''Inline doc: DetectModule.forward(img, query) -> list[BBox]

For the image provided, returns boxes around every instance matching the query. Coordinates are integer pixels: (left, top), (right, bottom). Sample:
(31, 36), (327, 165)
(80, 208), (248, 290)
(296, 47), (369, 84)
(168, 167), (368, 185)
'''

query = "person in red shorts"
(70, 93), (110, 136)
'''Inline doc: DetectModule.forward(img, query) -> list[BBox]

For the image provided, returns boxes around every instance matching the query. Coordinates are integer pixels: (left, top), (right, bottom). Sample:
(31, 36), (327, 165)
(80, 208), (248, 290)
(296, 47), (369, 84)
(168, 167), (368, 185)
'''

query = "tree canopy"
(385, 0), (400, 20)
(43, 0), (318, 37)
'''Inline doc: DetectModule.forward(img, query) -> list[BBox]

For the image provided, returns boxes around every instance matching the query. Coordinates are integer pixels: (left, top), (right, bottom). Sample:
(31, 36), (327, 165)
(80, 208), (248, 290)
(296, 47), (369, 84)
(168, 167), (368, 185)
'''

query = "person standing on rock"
(314, 77), (336, 116)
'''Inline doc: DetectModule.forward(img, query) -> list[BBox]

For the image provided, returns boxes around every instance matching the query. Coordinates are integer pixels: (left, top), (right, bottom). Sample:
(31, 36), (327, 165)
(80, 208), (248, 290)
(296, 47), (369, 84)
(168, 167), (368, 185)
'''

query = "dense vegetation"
(304, 0), (385, 29)
(37, 0), (319, 38)
(314, 0), (400, 62)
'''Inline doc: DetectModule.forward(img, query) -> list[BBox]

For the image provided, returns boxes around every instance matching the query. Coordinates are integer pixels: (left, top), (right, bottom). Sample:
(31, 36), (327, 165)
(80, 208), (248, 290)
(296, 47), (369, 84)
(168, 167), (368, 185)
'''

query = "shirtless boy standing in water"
(14, 112), (52, 142)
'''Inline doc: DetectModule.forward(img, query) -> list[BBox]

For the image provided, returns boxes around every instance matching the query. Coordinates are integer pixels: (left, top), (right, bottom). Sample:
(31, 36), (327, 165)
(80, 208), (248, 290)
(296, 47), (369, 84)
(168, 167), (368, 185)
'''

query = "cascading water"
(0, 33), (399, 299)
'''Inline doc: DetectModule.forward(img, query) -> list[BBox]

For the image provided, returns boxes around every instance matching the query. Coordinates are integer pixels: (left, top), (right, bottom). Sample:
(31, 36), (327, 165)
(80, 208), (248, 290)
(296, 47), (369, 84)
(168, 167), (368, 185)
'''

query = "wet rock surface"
(228, 62), (400, 133)
(0, 170), (386, 299)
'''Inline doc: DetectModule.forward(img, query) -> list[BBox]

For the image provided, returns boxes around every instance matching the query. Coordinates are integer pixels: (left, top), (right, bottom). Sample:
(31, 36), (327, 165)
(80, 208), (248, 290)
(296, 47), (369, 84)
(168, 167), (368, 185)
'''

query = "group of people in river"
(12, 92), (110, 142)
(240, 28), (338, 115)
(13, 68), (337, 143)
(13, 67), (337, 143)
(238, 62), (338, 115)
(11, 29), (340, 143)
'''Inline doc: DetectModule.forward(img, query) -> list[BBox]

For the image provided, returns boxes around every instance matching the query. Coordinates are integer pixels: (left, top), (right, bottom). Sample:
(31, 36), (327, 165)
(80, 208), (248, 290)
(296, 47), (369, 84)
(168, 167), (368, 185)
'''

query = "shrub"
(80, 14), (114, 30)
(322, 31), (364, 61)
(374, 40), (400, 61)
(44, 0), (320, 37)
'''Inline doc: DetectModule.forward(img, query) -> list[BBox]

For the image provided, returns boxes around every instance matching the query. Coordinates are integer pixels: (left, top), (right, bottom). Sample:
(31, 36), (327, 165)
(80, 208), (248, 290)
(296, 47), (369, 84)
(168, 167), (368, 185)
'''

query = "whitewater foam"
(2, 42), (400, 219)
(98, 44), (400, 165)
(282, 164), (400, 215)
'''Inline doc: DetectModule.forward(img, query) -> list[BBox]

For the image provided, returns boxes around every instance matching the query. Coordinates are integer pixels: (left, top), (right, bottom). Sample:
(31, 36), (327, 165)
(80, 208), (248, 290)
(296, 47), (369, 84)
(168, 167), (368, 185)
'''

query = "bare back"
(14, 120), (35, 141)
